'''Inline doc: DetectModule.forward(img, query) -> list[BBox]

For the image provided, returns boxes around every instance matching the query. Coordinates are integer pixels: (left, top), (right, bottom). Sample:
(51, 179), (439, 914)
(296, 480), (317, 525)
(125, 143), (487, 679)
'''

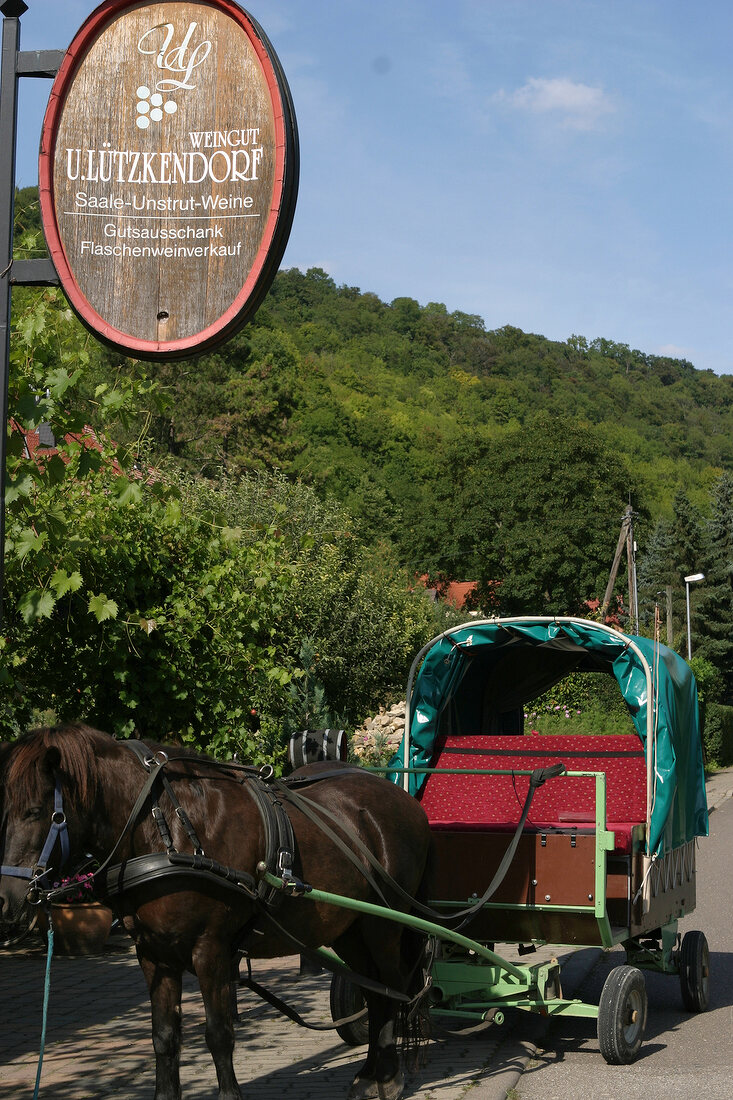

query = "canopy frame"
(397, 616), (708, 857)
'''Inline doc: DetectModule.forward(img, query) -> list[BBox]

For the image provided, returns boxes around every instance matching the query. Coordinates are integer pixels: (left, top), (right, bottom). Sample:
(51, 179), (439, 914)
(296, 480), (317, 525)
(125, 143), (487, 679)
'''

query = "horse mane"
(5, 723), (112, 812)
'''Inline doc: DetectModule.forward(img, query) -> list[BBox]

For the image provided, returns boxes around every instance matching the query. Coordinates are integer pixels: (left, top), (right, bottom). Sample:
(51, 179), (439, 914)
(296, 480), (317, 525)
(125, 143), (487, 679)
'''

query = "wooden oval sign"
(39, 0), (298, 360)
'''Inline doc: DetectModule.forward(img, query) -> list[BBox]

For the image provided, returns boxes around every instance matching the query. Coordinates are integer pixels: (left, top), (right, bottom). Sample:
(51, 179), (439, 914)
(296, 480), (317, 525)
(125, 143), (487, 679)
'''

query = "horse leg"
(137, 951), (184, 1100)
(193, 942), (242, 1100)
(348, 990), (404, 1100)
(336, 921), (410, 1100)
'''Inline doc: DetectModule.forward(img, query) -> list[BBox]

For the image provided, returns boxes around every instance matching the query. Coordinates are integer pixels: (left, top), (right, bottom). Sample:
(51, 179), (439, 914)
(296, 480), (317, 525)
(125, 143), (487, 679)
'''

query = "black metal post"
(0, 0), (61, 624)
(0, 2), (27, 627)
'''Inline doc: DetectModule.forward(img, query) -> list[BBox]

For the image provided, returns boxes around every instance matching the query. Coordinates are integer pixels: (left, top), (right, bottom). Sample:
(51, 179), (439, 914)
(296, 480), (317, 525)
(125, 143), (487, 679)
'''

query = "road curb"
(471, 945), (603, 1100)
(708, 788), (733, 814)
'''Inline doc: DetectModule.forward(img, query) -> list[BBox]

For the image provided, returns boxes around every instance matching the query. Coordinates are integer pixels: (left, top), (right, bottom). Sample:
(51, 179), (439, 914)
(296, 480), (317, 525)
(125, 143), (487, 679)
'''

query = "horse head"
(0, 725), (103, 934)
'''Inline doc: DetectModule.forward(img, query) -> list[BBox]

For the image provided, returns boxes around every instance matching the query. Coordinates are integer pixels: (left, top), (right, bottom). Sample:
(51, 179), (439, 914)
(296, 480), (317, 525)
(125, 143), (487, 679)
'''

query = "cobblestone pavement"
(2, 769), (730, 1100)
(0, 941), (523, 1100)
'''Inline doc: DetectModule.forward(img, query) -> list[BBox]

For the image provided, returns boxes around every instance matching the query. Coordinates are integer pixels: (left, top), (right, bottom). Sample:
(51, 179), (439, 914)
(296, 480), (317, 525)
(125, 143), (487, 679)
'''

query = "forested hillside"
(134, 265), (733, 521)
(16, 187), (733, 528)
(100, 266), (733, 629)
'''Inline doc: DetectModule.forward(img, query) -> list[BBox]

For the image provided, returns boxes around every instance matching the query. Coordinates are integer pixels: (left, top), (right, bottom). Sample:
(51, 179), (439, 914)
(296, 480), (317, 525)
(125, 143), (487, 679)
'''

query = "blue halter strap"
(0, 776), (70, 884)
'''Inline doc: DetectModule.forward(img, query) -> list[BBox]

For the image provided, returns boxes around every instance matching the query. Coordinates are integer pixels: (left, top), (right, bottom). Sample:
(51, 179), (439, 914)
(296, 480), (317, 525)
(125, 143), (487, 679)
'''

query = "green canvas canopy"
(390, 617), (708, 856)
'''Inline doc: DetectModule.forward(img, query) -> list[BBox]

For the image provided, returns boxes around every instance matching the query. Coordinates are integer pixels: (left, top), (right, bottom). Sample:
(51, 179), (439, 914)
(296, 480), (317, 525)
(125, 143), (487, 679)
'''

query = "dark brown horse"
(0, 725), (432, 1100)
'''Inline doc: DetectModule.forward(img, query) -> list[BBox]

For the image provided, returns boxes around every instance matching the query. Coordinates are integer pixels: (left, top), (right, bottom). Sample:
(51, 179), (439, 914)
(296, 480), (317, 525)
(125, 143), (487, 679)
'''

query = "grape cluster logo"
(135, 19), (213, 130)
(135, 86), (178, 129)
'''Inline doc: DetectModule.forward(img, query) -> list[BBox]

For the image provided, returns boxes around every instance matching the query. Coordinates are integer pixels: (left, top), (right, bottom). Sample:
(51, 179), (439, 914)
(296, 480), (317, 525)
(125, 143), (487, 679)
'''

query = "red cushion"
(418, 734), (647, 854)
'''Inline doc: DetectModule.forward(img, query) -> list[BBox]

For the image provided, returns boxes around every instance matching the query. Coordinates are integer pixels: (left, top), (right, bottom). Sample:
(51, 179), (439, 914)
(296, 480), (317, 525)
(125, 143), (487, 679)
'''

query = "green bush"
(702, 704), (733, 767)
(526, 672), (635, 736)
(688, 656), (725, 752)
(169, 468), (449, 727)
(688, 656), (724, 707)
(2, 472), (298, 760)
(525, 700), (636, 737)
(0, 456), (445, 759)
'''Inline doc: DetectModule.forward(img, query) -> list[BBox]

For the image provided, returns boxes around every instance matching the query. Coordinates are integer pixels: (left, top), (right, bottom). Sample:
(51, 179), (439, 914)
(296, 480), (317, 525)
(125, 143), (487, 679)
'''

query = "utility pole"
(601, 504), (635, 623)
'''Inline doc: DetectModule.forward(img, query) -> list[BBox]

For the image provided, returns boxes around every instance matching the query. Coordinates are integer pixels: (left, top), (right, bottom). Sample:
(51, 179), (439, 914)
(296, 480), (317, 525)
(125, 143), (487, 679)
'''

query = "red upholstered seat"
(417, 734), (647, 854)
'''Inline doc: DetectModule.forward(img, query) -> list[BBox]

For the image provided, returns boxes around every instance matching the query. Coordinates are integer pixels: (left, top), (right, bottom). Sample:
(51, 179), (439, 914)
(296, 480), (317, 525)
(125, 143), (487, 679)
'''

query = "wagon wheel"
(329, 973), (370, 1046)
(679, 930), (710, 1012)
(597, 965), (647, 1065)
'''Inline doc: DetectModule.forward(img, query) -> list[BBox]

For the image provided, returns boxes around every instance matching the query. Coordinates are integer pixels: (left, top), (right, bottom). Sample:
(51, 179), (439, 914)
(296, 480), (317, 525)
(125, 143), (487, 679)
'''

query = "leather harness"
(96, 740), (298, 912)
(95, 744), (418, 1016)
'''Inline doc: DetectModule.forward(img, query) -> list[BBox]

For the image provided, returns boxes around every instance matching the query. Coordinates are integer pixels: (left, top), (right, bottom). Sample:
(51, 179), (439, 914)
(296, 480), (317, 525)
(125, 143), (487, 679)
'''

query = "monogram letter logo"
(137, 21), (212, 91)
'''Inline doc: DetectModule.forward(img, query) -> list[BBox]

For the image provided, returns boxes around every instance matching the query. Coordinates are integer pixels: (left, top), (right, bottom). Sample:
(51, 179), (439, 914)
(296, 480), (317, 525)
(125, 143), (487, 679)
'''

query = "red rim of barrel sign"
(39, 0), (298, 360)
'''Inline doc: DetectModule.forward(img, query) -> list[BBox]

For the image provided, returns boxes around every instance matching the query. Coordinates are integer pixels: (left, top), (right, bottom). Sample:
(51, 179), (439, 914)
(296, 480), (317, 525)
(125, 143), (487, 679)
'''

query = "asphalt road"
(512, 796), (733, 1100)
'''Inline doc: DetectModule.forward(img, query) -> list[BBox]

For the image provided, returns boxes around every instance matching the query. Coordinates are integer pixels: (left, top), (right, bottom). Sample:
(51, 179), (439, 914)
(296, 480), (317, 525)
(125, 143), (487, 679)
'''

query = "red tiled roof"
(13, 421), (152, 482)
(417, 575), (478, 609)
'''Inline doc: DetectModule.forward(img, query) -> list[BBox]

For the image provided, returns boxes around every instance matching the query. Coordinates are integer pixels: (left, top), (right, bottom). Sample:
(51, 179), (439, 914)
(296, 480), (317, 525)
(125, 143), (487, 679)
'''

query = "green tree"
(697, 474), (733, 701)
(670, 488), (705, 578)
(636, 490), (705, 650)
(636, 516), (675, 636)
(670, 490), (706, 650)
(94, 323), (300, 478)
(418, 414), (638, 616)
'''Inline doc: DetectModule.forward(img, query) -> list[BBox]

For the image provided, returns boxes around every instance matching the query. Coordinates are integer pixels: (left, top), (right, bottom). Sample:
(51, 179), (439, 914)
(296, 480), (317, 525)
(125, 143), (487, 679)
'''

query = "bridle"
(0, 774), (71, 901)
(0, 773), (73, 946)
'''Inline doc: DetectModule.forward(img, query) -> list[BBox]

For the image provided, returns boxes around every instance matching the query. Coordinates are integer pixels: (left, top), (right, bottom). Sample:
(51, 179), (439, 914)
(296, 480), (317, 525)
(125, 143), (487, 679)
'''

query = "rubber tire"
(597, 965), (647, 1065)
(329, 973), (370, 1046)
(680, 930), (710, 1012)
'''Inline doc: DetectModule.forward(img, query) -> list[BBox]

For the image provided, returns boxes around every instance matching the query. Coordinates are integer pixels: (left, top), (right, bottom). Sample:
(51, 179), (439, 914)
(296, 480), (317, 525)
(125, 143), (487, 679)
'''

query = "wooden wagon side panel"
(429, 829), (630, 947)
(629, 839), (697, 935)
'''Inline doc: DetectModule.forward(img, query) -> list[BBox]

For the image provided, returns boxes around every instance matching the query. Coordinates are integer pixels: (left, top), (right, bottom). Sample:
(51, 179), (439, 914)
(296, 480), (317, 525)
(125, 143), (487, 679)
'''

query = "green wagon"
(304, 616), (709, 1063)
(266, 616), (710, 1063)
(381, 615), (710, 1063)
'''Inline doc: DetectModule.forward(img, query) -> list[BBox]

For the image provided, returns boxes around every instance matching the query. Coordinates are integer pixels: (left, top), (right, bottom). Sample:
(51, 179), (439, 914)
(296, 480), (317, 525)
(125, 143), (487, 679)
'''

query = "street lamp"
(684, 572), (705, 660)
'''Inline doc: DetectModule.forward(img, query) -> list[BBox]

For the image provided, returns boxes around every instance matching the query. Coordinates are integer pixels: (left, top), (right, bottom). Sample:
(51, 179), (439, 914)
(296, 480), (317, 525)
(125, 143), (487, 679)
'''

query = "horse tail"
(398, 835), (436, 1063)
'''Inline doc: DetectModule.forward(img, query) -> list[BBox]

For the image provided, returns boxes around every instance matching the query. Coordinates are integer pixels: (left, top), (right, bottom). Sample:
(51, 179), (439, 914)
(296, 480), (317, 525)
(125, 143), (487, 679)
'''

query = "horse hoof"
(347, 1078), (378, 1100)
(346, 1071), (405, 1100)
(379, 1071), (405, 1100)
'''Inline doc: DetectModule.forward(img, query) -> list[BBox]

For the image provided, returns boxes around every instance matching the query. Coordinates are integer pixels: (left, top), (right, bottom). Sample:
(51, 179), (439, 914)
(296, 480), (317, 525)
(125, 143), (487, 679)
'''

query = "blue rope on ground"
(33, 923), (54, 1100)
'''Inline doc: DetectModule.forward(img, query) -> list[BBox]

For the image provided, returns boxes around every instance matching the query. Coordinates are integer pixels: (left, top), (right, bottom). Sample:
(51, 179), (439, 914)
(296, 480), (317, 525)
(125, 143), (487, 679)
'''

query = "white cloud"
(656, 343), (695, 361)
(497, 77), (615, 131)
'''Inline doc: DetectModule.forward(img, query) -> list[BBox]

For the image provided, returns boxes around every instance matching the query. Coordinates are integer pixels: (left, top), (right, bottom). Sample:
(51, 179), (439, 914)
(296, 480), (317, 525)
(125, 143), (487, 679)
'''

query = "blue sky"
(12, 0), (733, 374)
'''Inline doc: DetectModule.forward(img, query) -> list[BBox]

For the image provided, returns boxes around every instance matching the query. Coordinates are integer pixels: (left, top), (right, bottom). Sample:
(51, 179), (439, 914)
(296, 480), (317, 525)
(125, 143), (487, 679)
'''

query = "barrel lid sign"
(39, 0), (298, 359)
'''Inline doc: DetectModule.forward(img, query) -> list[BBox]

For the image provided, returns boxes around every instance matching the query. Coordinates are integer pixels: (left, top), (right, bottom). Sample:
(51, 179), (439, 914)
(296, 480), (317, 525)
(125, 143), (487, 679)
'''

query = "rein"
(269, 762), (566, 930)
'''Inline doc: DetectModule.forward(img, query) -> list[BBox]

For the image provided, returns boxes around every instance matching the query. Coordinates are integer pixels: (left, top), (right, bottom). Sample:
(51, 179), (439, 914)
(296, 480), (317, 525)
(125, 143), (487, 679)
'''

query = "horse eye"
(24, 806), (43, 821)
